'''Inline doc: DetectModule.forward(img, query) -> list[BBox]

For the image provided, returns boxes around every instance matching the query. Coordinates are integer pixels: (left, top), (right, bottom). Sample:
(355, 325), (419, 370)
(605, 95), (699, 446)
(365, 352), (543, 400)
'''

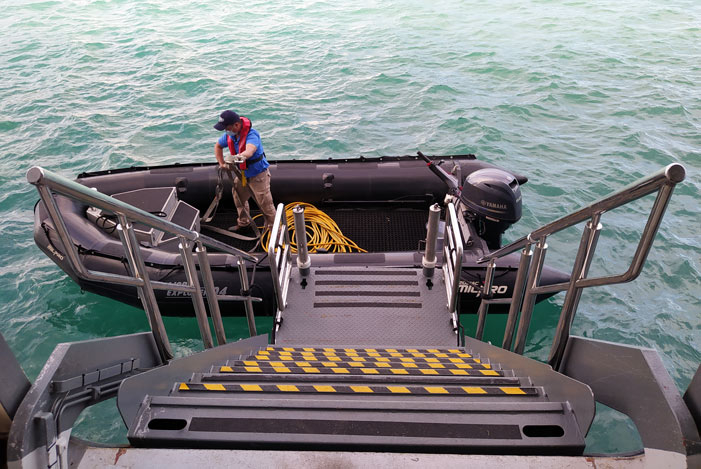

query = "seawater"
(1, 0), (699, 454)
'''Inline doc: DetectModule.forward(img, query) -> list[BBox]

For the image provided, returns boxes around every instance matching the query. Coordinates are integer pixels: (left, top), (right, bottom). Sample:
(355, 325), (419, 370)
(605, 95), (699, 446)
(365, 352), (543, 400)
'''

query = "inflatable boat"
(33, 153), (570, 317)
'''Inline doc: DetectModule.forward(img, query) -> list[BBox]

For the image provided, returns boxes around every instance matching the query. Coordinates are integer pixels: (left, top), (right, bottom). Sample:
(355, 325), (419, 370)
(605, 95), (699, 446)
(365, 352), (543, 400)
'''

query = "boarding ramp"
(120, 202), (591, 454)
(269, 202), (462, 347)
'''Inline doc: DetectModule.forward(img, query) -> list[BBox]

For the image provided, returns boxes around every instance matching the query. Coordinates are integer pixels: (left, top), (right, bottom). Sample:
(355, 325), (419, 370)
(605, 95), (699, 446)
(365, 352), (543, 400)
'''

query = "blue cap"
(214, 110), (240, 131)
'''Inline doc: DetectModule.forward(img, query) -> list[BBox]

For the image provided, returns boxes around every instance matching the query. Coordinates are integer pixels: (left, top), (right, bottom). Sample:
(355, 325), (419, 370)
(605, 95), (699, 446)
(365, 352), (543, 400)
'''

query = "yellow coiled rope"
(254, 202), (367, 253)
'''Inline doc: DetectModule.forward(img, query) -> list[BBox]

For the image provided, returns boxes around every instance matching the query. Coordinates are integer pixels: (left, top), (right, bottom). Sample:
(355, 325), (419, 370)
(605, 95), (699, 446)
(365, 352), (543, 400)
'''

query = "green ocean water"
(1, 0), (699, 454)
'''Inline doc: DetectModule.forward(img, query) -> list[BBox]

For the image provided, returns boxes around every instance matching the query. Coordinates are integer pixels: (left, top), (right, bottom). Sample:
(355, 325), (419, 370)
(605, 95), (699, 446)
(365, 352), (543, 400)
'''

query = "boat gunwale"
(76, 154), (480, 179)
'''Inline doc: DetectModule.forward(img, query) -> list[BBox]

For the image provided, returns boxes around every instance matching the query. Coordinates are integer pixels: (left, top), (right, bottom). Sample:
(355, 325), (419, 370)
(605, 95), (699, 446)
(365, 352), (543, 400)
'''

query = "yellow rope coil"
(254, 202), (367, 253)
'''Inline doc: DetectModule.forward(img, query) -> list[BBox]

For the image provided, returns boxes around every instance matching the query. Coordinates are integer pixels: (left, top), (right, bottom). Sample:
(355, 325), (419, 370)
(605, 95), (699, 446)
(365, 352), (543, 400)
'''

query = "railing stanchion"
(442, 203), (463, 331)
(548, 214), (602, 369)
(36, 185), (90, 277)
(475, 259), (496, 340)
(178, 237), (214, 349)
(238, 256), (257, 337)
(269, 204), (291, 311)
(269, 204), (292, 336)
(502, 243), (532, 351)
(196, 242), (226, 345)
(116, 215), (173, 361)
(293, 205), (311, 276)
(513, 237), (548, 355)
(422, 203), (441, 277)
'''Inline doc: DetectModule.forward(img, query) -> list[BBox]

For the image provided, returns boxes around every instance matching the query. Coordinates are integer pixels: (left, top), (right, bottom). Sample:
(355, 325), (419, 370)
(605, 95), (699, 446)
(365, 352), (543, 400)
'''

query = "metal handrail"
(474, 163), (685, 369)
(478, 164), (685, 264)
(27, 166), (261, 362)
(269, 203), (292, 334)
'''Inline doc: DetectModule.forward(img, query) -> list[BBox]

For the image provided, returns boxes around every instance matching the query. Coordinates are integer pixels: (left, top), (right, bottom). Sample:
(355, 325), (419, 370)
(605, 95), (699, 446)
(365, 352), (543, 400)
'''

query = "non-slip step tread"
(263, 346), (468, 354)
(197, 372), (524, 387)
(176, 382), (540, 397)
(314, 269), (419, 276)
(228, 359), (495, 370)
(217, 364), (503, 377)
(251, 352), (481, 361)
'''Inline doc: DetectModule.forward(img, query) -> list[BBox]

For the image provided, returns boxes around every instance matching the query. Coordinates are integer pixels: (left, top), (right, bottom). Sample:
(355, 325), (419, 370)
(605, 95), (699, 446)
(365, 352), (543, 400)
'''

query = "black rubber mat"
(328, 208), (428, 252)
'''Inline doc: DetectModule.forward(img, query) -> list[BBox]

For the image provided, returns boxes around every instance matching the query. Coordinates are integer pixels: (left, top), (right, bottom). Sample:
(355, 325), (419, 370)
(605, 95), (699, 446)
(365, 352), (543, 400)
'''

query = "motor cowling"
(461, 168), (522, 249)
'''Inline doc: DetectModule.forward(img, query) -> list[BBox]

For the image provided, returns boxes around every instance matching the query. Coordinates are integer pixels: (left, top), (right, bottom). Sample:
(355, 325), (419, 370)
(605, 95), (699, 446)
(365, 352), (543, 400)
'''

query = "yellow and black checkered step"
(218, 364), (502, 376)
(258, 347), (475, 359)
(247, 353), (484, 365)
(266, 347), (465, 353)
(178, 382), (537, 396)
(230, 359), (493, 370)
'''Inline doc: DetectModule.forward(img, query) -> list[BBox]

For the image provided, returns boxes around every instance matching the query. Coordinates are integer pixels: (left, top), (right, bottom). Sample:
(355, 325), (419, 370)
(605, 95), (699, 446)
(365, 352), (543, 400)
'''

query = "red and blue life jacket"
(226, 117), (263, 170)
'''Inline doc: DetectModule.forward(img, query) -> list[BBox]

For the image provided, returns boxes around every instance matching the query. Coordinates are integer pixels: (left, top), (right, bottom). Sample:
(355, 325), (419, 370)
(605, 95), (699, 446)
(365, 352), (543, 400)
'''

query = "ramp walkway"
(274, 266), (456, 347)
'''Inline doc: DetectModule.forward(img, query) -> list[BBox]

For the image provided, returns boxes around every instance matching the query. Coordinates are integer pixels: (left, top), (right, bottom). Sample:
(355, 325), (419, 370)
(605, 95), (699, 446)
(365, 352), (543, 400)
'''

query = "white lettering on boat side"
(165, 282), (228, 297)
(458, 281), (507, 295)
(47, 244), (65, 261)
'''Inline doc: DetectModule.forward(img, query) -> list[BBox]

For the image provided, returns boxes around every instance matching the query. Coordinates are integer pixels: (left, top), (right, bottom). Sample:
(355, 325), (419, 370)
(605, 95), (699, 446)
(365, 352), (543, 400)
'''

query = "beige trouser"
(232, 169), (276, 228)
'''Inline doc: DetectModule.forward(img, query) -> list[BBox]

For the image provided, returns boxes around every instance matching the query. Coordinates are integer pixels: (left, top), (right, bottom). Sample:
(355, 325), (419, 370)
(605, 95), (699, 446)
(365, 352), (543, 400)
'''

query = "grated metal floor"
(275, 266), (457, 347)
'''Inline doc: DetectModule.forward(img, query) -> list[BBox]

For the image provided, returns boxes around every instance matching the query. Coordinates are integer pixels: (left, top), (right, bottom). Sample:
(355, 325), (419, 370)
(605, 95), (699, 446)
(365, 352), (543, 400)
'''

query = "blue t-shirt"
(217, 128), (269, 178)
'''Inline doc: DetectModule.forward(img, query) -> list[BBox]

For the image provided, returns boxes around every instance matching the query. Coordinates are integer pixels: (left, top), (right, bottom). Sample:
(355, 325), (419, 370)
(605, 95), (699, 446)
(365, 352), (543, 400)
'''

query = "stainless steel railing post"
(269, 204), (292, 309)
(442, 203), (463, 331)
(116, 215), (173, 361)
(575, 183), (677, 289)
(35, 185), (90, 278)
(548, 214), (602, 369)
(502, 242), (532, 351)
(178, 237), (214, 349)
(620, 184), (674, 280)
(474, 259), (496, 340)
(422, 203), (441, 277)
(513, 237), (548, 355)
(293, 205), (311, 276)
(195, 242), (226, 345)
(238, 256), (257, 337)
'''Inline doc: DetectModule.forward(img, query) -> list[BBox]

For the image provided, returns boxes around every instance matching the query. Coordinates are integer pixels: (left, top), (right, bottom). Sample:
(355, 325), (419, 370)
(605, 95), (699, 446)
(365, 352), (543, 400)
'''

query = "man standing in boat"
(213, 110), (276, 232)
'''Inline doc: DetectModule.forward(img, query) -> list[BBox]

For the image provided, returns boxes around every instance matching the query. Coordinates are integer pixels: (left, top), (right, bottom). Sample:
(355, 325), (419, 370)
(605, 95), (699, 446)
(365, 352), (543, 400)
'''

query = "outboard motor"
(461, 168), (522, 249)
(417, 151), (522, 249)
